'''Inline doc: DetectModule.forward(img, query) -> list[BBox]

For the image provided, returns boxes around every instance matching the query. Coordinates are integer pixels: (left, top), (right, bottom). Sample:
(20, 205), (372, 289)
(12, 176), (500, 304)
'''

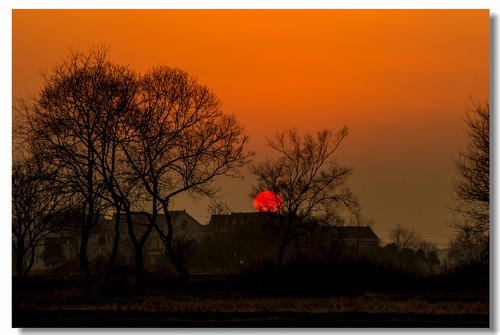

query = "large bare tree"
(87, 62), (140, 292)
(251, 128), (356, 266)
(17, 48), (252, 293)
(22, 47), (136, 297)
(121, 66), (252, 283)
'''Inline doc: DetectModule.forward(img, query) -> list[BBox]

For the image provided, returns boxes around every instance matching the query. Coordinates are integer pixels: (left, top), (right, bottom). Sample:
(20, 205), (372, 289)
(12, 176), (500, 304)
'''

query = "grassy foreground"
(15, 294), (488, 315)
(12, 273), (489, 327)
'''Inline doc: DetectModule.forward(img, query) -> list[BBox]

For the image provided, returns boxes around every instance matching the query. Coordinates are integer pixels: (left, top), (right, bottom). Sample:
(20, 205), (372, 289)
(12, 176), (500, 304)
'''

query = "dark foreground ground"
(14, 310), (488, 327)
(12, 272), (490, 328)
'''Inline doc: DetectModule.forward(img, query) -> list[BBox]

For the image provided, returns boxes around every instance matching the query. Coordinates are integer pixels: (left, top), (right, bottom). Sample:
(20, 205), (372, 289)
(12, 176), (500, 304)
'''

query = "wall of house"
(24, 211), (379, 275)
(26, 211), (204, 274)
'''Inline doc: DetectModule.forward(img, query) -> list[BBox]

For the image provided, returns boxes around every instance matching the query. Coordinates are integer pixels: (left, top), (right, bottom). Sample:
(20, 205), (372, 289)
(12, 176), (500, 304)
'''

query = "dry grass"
(15, 293), (488, 315)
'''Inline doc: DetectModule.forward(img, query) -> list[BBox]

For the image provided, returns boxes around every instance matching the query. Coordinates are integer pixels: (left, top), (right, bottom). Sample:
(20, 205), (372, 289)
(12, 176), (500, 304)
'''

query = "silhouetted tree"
(251, 128), (356, 266)
(415, 239), (440, 272)
(84, 56), (139, 292)
(448, 227), (489, 266)
(16, 47), (252, 292)
(452, 102), (489, 232)
(449, 102), (489, 268)
(207, 199), (232, 216)
(204, 199), (232, 234)
(121, 67), (252, 283)
(12, 151), (65, 277)
(22, 47), (131, 297)
(389, 224), (417, 252)
(383, 227), (441, 274)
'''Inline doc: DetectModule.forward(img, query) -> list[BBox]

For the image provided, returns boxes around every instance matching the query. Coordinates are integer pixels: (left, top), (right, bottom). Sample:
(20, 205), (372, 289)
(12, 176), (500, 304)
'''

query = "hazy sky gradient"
(12, 9), (489, 247)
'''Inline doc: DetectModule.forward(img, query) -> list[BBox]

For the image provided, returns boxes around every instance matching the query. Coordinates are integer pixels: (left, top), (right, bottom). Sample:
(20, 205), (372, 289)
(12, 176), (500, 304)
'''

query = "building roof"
(328, 226), (379, 241)
(209, 211), (278, 222)
(130, 210), (201, 223)
(208, 212), (379, 241)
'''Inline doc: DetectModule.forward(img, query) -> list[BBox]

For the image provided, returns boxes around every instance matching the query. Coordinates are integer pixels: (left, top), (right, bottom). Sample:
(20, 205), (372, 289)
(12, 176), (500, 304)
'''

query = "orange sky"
(12, 9), (489, 246)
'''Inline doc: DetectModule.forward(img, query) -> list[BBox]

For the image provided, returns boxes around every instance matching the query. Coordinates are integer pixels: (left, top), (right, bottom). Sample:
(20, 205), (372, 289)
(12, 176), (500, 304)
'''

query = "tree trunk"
(162, 206), (190, 284)
(103, 209), (121, 291)
(16, 238), (25, 278)
(277, 217), (293, 267)
(170, 252), (189, 285)
(277, 240), (287, 267)
(24, 245), (36, 277)
(135, 246), (145, 295)
(80, 226), (92, 298)
(123, 210), (148, 296)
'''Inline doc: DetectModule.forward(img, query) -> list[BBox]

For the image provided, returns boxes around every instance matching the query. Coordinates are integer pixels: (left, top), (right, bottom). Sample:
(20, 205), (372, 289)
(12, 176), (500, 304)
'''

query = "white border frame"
(2, 2), (498, 334)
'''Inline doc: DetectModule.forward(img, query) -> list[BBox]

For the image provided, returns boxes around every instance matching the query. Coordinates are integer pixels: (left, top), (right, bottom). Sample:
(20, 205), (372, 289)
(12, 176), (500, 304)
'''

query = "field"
(12, 273), (489, 327)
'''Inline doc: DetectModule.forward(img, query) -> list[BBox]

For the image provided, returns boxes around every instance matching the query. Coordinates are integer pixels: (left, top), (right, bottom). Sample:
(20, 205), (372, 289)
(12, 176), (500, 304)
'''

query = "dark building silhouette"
(27, 210), (379, 274)
(201, 212), (380, 272)
(113, 211), (204, 270)
(29, 210), (203, 273)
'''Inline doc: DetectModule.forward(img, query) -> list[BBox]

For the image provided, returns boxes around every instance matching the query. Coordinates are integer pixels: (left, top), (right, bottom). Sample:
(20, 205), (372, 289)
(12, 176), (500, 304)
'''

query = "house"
(328, 226), (380, 250)
(200, 212), (281, 271)
(204, 212), (380, 270)
(301, 225), (380, 259)
(28, 210), (203, 273)
(114, 211), (204, 269)
(26, 210), (380, 275)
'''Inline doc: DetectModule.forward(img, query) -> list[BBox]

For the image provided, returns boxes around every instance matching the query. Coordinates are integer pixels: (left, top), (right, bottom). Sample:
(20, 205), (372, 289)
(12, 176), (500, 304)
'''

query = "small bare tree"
(452, 102), (489, 234)
(448, 102), (489, 267)
(389, 224), (417, 251)
(12, 150), (65, 277)
(207, 199), (232, 216)
(448, 228), (488, 266)
(251, 128), (356, 266)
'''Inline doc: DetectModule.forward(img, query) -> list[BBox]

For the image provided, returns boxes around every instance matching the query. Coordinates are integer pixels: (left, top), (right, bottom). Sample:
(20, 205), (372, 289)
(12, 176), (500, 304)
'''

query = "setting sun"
(254, 191), (282, 212)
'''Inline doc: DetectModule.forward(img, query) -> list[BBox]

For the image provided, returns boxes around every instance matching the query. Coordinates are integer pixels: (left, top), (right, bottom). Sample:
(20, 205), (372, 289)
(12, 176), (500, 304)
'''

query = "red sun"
(254, 191), (282, 213)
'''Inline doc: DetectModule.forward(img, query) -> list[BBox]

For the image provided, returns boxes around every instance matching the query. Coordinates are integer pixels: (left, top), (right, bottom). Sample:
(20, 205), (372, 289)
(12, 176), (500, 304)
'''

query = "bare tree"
(21, 47), (133, 297)
(448, 228), (488, 266)
(121, 67), (252, 283)
(452, 102), (489, 234)
(87, 61), (139, 292)
(207, 199), (232, 216)
(389, 224), (417, 251)
(251, 128), (356, 266)
(447, 102), (489, 268)
(12, 150), (65, 277)
(17, 48), (251, 292)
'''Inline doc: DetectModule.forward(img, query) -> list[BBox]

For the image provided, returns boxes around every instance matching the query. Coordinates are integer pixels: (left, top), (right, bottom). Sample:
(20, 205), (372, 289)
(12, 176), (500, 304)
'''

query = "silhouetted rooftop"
(208, 212), (379, 241)
(111, 210), (203, 227)
(328, 226), (379, 241)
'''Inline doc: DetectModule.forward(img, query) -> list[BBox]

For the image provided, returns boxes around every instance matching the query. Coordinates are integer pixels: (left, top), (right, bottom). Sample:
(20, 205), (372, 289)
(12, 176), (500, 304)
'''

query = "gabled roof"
(209, 211), (278, 223)
(328, 226), (379, 241)
(115, 210), (202, 227)
(209, 212), (280, 231)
